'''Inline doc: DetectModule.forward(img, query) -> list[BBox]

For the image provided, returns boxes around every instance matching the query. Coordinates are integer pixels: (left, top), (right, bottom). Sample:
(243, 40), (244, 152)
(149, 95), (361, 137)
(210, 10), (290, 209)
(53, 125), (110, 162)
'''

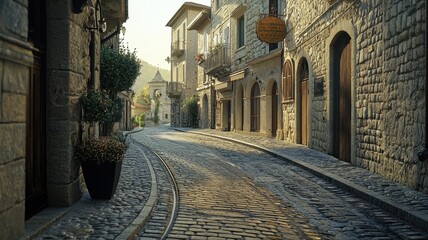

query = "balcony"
(171, 41), (185, 58)
(167, 82), (183, 98)
(206, 44), (231, 79)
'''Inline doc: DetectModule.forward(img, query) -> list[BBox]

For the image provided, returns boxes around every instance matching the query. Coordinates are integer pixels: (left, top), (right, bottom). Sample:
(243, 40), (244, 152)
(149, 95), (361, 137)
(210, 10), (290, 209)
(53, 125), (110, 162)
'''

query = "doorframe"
(271, 81), (278, 137)
(26, 0), (48, 219)
(326, 22), (357, 165)
(295, 55), (312, 146)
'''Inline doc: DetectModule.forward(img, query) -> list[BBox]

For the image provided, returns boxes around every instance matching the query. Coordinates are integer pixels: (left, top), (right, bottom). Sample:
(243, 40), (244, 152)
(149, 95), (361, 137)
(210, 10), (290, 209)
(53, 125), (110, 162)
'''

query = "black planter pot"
(81, 160), (123, 200)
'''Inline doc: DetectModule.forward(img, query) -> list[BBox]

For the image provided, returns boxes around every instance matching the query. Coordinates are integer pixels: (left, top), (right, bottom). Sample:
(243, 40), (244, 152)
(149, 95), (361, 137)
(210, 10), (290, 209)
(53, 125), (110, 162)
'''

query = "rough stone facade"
(45, 0), (94, 207)
(207, 0), (284, 137)
(282, 0), (427, 192)
(0, 0), (111, 237)
(0, 1), (31, 237)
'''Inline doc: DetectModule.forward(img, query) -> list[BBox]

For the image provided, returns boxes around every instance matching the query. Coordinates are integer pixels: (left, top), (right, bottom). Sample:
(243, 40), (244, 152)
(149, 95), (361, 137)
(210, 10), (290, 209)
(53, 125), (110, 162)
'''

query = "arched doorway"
(235, 83), (244, 130)
(271, 81), (278, 136)
(202, 94), (209, 128)
(332, 32), (352, 162)
(299, 58), (309, 145)
(251, 83), (261, 132)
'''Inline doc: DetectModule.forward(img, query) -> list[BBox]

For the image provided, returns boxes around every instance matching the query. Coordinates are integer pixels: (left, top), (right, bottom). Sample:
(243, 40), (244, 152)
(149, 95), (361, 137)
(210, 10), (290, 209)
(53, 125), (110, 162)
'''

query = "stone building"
(197, 0), (427, 193)
(281, 0), (427, 192)
(148, 70), (170, 124)
(202, 0), (284, 136)
(0, 0), (127, 238)
(166, 2), (211, 127)
(188, 8), (214, 129)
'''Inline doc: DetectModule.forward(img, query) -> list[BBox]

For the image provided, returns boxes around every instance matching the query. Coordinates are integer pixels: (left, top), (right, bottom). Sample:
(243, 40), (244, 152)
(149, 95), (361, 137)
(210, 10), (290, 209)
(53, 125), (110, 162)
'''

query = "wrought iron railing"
(205, 44), (231, 77)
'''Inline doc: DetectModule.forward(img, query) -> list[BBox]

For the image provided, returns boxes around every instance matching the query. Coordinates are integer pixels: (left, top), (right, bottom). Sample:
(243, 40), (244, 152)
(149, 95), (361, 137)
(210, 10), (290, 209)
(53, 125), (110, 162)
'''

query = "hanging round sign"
(256, 16), (286, 44)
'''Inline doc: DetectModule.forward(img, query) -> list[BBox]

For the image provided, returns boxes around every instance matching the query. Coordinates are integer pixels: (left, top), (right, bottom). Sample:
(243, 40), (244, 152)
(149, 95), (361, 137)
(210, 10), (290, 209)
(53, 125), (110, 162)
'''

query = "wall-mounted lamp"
(119, 26), (126, 43)
(72, 0), (90, 13)
(73, 0), (107, 33)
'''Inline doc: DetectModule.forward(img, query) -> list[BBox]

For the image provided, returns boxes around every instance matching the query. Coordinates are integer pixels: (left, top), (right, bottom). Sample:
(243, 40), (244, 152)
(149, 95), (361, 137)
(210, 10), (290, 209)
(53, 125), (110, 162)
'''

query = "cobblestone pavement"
(139, 126), (428, 239)
(28, 125), (428, 239)
(180, 127), (428, 229)
(33, 140), (153, 239)
(135, 127), (315, 239)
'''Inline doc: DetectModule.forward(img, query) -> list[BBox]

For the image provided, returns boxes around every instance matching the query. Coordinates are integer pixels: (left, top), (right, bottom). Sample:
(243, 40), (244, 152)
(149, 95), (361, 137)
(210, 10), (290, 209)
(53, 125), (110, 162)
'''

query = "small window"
(283, 60), (294, 101)
(269, 0), (278, 15)
(237, 16), (245, 48)
(269, 43), (278, 51)
(216, 0), (222, 11)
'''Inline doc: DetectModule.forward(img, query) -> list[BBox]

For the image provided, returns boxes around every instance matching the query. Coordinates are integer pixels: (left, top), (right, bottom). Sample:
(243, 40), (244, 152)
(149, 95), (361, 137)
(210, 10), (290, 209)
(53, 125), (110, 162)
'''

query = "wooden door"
(271, 82), (278, 136)
(333, 33), (351, 162)
(251, 83), (261, 131)
(301, 81), (308, 145)
(300, 60), (309, 145)
(26, 0), (47, 219)
(339, 39), (351, 162)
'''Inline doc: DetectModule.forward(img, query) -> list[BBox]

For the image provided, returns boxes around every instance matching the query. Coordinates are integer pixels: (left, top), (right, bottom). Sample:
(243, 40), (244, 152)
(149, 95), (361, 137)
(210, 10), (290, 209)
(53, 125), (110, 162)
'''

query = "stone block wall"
(381, 0), (426, 190)
(45, 0), (94, 206)
(282, 0), (427, 192)
(0, 0), (31, 238)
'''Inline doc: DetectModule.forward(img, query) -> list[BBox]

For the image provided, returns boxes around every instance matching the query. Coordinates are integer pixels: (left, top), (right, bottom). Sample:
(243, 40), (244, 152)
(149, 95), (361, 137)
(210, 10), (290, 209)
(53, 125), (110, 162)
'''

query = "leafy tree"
(98, 46), (141, 135)
(154, 98), (160, 124)
(101, 46), (141, 98)
(182, 96), (198, 127)
(134, 86), (151, 112)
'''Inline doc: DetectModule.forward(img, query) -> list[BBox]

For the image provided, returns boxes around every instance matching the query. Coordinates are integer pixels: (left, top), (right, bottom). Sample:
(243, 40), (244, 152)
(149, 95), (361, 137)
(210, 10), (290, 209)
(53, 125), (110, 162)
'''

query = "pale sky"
(123, 0), (211, 70)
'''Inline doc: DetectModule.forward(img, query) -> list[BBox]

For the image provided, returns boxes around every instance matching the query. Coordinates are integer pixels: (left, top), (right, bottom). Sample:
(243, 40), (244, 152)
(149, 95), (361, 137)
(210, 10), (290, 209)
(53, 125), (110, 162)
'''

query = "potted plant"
(74, 135), (126, 199)
(74, 46), (140, 200)
(194, 53), (205, 64)
(76, 90), (126, 199)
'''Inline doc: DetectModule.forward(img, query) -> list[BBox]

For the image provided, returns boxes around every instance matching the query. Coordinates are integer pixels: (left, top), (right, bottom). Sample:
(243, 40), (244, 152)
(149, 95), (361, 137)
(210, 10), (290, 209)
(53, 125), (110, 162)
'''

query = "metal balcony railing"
(171, 41), (185, 58)
(205, 44), (231, 79)
(167, 82), (183, 98)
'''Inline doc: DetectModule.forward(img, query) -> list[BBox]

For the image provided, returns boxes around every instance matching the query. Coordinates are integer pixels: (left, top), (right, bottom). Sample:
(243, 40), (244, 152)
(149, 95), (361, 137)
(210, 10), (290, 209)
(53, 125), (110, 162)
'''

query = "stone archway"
(251, 83), (261, 132)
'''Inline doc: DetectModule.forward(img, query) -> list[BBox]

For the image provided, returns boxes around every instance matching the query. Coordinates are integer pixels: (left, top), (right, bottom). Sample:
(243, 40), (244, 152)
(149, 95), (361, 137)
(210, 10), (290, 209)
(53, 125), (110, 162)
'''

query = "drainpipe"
(418, 16), (428, 161)
(89, 31), (95, 88)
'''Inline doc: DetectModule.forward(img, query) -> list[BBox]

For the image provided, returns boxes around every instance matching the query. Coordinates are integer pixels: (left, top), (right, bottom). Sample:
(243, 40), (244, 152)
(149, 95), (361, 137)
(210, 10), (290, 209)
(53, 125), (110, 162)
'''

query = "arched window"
(282, 60), (294, 101)
(251, 83), (261, 131)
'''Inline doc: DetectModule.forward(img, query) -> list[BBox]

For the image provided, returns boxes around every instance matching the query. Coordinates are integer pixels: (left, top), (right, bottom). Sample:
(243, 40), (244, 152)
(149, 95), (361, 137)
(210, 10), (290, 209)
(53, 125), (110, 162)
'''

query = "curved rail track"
(128, 130), (320, 239)
(128, 133), (180, 240)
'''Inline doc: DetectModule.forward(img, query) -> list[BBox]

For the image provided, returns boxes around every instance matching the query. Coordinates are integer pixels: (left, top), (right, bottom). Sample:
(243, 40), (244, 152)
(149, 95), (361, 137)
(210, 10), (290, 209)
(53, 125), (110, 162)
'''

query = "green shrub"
(100, 46), (141, 97)
(74, 137), (127, 164)
(80, 90), (118, 124)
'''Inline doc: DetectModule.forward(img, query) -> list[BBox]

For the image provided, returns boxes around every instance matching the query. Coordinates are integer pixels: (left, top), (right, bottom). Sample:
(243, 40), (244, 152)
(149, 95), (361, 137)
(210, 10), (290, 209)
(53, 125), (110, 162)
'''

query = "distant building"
(148, 70), (170, 124)
(166, 2), (211, 127)
(188, 8), (213, 129)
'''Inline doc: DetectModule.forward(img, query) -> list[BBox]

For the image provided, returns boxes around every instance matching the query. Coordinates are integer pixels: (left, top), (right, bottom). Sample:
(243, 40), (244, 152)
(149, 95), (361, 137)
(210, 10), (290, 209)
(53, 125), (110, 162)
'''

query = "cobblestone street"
(25, 125), (428, 239)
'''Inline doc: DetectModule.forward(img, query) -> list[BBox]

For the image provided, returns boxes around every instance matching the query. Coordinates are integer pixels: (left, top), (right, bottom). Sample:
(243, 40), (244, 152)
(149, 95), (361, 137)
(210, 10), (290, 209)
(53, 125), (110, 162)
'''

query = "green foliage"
(80, 90), (118, 124)
(182, 96), (199, 127)
(101, 46), (141, 96)
(74, 136), (127, 164)
(134, 113), (145, 127)
(154, 99), (160, 124)
(134, 86), (151, 112)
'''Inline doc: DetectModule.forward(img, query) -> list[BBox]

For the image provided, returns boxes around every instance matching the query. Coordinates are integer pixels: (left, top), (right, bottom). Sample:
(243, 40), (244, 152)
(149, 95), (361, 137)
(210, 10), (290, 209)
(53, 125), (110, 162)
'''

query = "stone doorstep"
(176, 128), (428, 232)
(24, 207), (70, 239)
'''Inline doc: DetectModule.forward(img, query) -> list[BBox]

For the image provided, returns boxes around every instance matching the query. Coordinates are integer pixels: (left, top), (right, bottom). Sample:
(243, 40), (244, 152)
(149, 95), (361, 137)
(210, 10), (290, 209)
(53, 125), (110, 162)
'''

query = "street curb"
(24, 207), (71, 239)
(176, 128), (428, 232)
(117, 134), (159, 240)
